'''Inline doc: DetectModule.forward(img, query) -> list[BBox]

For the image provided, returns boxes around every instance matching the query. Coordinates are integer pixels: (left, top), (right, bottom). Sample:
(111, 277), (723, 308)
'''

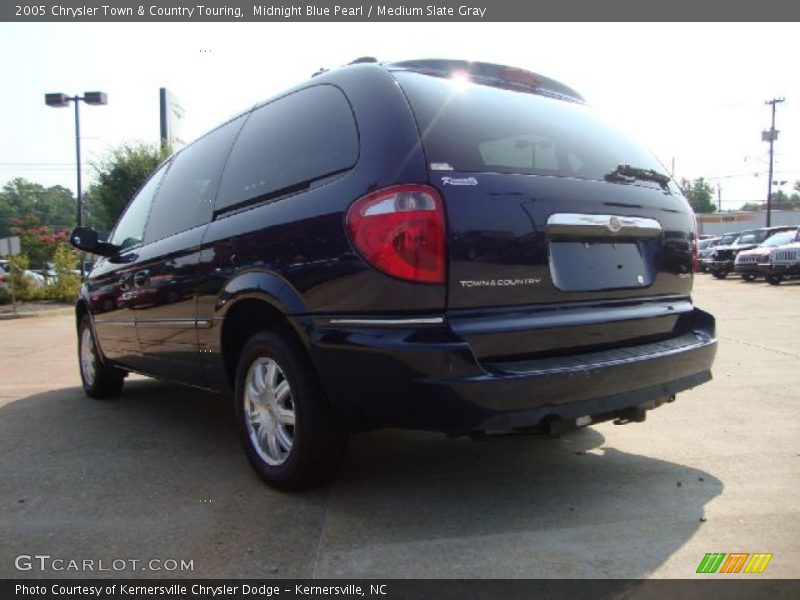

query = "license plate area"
(548, 241), (654, 291)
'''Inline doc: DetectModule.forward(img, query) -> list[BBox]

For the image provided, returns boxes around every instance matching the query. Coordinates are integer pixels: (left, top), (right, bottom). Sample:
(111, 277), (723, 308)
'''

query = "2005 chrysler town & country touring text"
(70, 59), (717, 489)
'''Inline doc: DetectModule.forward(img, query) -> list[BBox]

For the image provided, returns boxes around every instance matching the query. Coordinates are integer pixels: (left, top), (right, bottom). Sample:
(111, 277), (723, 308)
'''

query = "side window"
(216, 85), (358, 213)
(143, 116), (245, 243)
(109, 162), (170, 250)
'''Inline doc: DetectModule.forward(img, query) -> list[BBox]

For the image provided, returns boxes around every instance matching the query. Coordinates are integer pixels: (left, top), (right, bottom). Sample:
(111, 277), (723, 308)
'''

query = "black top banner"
(4, 0), (800, 22)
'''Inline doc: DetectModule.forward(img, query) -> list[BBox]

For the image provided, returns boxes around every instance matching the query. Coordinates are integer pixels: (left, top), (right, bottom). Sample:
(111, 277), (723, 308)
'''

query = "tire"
(78, 315), (124, 398)
(234, 330), (348, 490)
(741, 274), (756, 282)
(711, 270), (728, 279)
(766, 274), (783, 286)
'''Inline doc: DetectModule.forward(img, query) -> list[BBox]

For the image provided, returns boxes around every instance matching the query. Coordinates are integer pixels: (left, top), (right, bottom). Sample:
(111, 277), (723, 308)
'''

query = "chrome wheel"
(80, 327), (96, 387)
(244, 357), (296, 466)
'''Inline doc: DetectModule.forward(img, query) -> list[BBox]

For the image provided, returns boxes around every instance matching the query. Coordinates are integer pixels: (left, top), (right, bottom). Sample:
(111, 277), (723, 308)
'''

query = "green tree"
(0, 178), (75, 237)
(768, 189), (800, 210)
(739, 202), (763, 211)
(680, 178), (717, 213)
(84, 142), (170, 234)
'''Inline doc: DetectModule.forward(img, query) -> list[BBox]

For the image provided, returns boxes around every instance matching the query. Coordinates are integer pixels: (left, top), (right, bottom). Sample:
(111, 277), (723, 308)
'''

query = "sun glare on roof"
(449, 70), (472, 91)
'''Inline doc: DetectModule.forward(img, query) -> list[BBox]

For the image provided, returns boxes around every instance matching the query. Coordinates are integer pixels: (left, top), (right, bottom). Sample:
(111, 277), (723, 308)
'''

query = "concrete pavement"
(1, 276), (798, 578)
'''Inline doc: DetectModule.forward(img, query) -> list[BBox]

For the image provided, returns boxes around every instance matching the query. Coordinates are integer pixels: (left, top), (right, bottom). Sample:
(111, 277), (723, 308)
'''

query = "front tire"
(766, 274), (783, 286)
(712, 270), (728, 280)
(234, 330), (348, 490)
(741, 274), (756, 282)
(78, 315), (124, 398)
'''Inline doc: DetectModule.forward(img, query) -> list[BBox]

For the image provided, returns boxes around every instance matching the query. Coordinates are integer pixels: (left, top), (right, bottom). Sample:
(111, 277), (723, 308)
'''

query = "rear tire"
(78, 315), (124, 399)
(766, 274), (783, 286)
(712, 270), (728, 279)
(741, 274), (756, 282)
(234, 330), (348, 490)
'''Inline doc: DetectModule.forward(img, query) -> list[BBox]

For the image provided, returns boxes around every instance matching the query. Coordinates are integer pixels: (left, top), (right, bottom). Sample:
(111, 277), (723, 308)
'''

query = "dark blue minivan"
(70, 59), (717, 489)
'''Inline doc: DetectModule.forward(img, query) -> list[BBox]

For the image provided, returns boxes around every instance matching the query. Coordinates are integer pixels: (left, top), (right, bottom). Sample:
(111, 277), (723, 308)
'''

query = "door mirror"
(69, 227), (119, 257)
(70, 227), (98, 252)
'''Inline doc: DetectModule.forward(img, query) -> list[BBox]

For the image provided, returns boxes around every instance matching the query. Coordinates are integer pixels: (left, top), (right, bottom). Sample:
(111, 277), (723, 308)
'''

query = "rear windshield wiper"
(604, 164), (671, 190)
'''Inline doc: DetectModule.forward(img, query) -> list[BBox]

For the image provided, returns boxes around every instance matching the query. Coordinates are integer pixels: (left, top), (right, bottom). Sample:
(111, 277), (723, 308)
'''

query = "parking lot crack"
(719, 335), (800, 359)
(310, 487), (334, 579)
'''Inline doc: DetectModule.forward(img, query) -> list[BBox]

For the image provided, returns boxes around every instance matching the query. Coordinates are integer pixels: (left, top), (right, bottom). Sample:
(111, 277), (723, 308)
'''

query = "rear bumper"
(300, 307), (717, 433)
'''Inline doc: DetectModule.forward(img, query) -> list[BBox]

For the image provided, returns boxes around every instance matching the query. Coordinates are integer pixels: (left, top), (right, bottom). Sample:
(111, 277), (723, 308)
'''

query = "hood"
(736, 246), (770, 258)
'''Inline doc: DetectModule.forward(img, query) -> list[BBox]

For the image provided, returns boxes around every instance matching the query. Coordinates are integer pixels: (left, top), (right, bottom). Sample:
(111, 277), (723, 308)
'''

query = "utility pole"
(717, 182), (722, 212)
(764, 97), (785, 227)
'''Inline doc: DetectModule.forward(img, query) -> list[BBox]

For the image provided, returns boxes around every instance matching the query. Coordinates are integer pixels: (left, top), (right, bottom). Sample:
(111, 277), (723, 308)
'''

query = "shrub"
(50, 243), (81, 303)
(6, 254), (39, 301)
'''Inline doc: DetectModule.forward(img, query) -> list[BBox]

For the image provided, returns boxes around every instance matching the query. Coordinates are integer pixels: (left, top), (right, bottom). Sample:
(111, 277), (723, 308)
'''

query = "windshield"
(737, 234), (757, 244)
(699, 238), (720, 250)
(719, 234), (739, 245)
(394, 71), (673, 189)
(763, 231), (795, 247)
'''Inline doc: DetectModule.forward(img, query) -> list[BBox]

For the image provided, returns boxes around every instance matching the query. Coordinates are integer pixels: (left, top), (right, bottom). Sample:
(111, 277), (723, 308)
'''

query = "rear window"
(393, 71), (669, 184)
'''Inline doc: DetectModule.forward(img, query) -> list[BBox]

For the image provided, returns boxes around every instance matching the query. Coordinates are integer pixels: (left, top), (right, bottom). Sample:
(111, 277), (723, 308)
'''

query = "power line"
(0, 162), (76, 166)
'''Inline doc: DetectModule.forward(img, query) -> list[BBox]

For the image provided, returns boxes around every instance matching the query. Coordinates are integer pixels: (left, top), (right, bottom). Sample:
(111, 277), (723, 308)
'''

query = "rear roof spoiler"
(386, 59), (585, 103)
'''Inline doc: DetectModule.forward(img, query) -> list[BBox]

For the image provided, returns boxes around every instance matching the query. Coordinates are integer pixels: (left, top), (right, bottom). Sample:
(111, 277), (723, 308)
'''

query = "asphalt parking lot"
(1, 275), (798, 579)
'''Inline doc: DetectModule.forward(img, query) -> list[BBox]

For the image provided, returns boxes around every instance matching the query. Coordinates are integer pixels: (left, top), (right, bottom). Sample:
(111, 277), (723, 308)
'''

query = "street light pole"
(45, 91), (107, 278)
(764, 97), (785, 227)
(73, 96), (83, 230)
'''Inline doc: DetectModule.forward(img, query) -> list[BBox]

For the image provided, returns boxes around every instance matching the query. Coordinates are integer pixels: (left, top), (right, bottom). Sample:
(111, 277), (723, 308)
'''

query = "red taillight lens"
(691, 212), (699, 272)
(346, 184), (446, 284)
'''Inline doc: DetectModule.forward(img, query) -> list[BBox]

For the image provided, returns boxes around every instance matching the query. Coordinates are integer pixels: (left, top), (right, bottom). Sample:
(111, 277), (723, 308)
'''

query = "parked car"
(23, 270), (46, 287)
(697, 236), (722, 273)
(707, 226), (795, 279)
(761, 232), (800, 285)
(735, 229), (799, 281)
(69, 58), (717, 489)
(699, 232), (739, 273)
(0, 265), (46, 290)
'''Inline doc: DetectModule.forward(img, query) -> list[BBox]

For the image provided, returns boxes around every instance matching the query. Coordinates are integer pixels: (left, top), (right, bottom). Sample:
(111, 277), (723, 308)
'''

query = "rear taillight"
(691, 212), (699, 272)
(346, 184), (446, 284)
